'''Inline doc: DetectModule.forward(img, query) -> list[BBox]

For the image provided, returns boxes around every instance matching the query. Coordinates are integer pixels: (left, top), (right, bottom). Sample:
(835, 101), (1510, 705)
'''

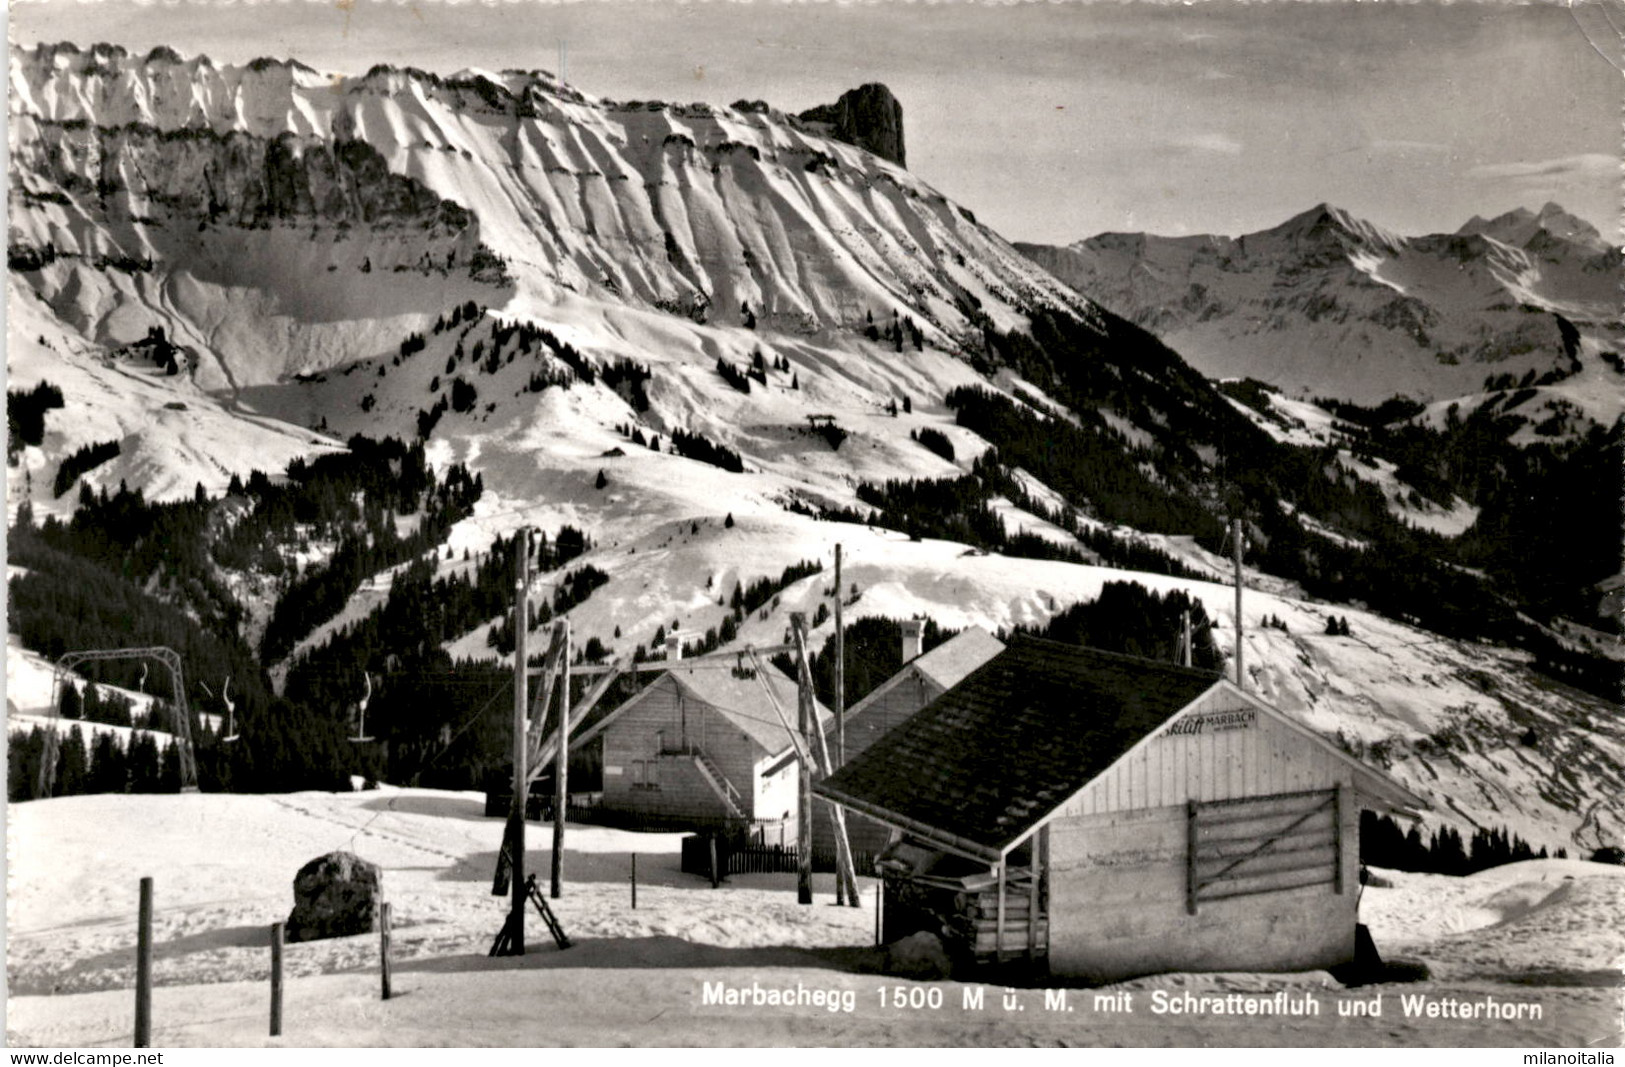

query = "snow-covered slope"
(5, 278), (342, 524)
(7, 790), (1620, 1046)
(1019, 203), (1623, 409)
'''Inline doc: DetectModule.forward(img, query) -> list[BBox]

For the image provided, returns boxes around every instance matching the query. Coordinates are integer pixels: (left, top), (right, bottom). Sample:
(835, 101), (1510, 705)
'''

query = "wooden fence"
(680, 834), (875, 879)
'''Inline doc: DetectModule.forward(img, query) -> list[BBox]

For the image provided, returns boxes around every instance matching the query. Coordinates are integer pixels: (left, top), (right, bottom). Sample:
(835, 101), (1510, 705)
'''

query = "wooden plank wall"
(601, 678), (765, 821)
(1057, 688), (1346, 817)
(1045, 790), (1358, 982)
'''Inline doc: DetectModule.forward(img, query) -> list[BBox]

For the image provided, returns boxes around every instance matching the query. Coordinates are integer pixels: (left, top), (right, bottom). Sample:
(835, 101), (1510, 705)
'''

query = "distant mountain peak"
(1261, 202), (1403, 255)
(1458, 202), (1606, 253)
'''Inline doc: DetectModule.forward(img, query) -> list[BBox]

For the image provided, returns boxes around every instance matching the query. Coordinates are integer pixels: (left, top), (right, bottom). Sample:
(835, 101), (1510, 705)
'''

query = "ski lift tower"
(39, 647), (199, 796)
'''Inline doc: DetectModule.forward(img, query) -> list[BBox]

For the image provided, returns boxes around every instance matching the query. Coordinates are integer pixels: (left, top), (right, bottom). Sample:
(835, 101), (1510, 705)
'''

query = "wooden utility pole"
(1180, 610), (1192, 667)
(834, 544), (845, 768)
(1231, 518), (1244, 688)
(793, 614), (814, 905)
(551, 618), (570, 900)
(789, 615), (860, 906)
(506, 528), (531, 954)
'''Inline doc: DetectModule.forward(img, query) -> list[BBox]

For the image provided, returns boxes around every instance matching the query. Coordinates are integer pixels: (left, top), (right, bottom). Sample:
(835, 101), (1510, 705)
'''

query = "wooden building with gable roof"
(575, 658), (829, 834)
(815, 634), (1426, 982)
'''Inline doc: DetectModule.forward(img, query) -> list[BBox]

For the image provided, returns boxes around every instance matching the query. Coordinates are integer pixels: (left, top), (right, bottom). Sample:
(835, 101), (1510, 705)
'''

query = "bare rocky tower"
(798, 83), (907, 169)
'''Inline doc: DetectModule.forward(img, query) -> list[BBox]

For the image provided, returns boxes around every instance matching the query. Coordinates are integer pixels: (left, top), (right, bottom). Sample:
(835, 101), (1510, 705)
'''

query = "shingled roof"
(815, 634), (1221, 859)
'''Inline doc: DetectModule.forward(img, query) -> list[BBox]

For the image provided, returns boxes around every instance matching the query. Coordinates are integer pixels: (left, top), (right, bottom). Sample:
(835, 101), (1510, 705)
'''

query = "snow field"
(6, 790), (1623, 1047)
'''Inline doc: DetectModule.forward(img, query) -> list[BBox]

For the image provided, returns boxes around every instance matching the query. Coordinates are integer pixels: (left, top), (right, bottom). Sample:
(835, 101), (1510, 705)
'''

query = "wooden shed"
(575, 660), (828, 834)
(815, 634), (1426, 982)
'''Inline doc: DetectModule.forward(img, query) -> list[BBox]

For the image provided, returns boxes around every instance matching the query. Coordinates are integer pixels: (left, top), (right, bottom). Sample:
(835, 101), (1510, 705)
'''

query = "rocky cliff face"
(797, 83), (906, 169)
(8, 47), (1070, 385)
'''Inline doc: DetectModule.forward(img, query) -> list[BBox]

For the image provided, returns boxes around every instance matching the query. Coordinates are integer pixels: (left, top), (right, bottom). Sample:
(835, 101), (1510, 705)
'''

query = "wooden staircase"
(690, 748), (748, 821)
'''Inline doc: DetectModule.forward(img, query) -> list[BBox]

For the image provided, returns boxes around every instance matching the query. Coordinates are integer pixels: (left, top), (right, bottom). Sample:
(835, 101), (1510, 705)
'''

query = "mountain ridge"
(1018, 202), (1623, 410)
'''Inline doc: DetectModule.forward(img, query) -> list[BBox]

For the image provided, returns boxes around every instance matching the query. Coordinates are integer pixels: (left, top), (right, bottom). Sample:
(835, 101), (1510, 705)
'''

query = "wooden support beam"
(1333, 781), (1345, 895)
(792, 614), (814, 906)
(552, 619), (570, 900)
(747, 650), (811, 766)
(567, 644), (796, 677)
(995, 862), (1006, 964)
(834, 544), (845, 769)
(504, 529), (530, 956)
(1039, 824), (1051, 959)
(1027, 839), (1040, 962)
(530, 662), (623, 771)
(790, 616), (860, 905)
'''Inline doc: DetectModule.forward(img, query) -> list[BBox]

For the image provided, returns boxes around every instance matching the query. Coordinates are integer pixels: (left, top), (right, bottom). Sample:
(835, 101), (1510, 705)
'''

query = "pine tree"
(595, 469), (608, 490)
(58, 725), (88, 796)
(160, 740), (183, 792)
(127, 732), (163, 793)
(724, 513), (735, 529)
(88, 731), (128, 794)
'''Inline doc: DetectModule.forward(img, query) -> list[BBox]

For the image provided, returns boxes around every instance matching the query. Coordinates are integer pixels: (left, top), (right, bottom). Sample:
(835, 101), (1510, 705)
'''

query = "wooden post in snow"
(135, 876), (153, 1047)
(1232, 518), (1245, 688)
(379, 902), (392, 1000)
(507, 528), (531, 955)
(630, 853), (638, 909)
(551, 619), (570, 900)
(269, 921), (284, 1037)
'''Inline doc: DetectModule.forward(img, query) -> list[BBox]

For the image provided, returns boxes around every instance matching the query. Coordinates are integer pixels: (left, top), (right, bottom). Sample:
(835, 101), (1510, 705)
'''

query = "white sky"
(8, 0), (1622, 245)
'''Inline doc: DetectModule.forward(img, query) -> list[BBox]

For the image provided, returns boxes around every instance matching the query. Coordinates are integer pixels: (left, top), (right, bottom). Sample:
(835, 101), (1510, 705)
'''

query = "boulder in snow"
(285, 851), (381, 943)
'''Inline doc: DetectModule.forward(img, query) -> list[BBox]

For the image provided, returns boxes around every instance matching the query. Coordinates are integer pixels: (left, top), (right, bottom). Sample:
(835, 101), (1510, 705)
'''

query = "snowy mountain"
(1018, 203), (1624, 412)
(8, 42), (1079, 395)
(7, 43), (1622, 856)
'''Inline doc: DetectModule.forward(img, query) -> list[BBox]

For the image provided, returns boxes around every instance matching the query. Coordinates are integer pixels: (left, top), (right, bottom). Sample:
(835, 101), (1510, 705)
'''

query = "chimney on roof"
(666, 634), (683, 661)
(901, 619), (924, 663)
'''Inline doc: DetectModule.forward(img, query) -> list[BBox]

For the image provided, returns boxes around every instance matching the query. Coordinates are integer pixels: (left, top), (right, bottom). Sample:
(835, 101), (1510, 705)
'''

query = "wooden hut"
(575, 659), (828, 835)
(815, 634), (1426, 982)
